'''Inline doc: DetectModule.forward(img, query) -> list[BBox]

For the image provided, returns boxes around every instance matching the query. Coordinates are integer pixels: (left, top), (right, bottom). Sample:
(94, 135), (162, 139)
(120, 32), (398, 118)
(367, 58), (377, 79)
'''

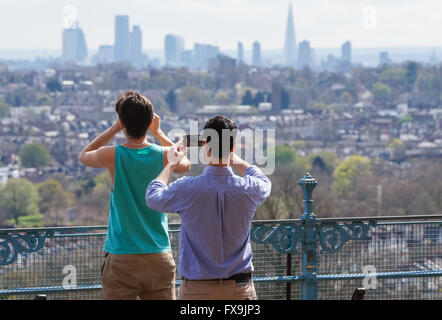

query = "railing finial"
(298, 172), (317, 219)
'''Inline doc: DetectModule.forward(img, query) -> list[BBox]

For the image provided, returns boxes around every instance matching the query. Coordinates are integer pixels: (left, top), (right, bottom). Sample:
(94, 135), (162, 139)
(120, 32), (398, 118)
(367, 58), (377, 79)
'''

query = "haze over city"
(0, 0), (441, 50)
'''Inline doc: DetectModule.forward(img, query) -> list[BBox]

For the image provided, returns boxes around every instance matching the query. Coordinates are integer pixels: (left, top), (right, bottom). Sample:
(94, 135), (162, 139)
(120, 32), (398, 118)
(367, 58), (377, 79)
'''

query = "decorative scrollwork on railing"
(0, 231), (54, 265)
(317, 221), (377, 253)
(250, 223), (303, 254)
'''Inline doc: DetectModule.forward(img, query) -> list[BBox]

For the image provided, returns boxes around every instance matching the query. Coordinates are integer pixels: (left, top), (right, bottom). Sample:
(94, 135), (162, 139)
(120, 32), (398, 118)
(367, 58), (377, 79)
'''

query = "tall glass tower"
(284, 4), (296, 67)
(114, 15), (130, 62)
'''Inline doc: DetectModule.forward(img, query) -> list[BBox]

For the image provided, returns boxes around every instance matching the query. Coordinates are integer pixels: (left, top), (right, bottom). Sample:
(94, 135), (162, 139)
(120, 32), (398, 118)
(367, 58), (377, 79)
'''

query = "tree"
(332, 155), (371, 197)
(0, 178), (40, 224)
(0, 97), (10, 118)
(36, 179), (69, 214)
(405, 62), (419, 91)
(308, 151), (339, 175)
(46, 77), (62, 92)
(241, 90), (254, 105)
(371, 82), (392, 104)
(214, 91), (230, 105)
(165, 90), (177, 112)
(19, 143), (51, 168)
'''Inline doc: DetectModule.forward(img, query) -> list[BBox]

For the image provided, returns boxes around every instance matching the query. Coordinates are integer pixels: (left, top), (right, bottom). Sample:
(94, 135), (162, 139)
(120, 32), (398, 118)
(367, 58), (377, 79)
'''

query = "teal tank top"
(104, 144), (171, 254)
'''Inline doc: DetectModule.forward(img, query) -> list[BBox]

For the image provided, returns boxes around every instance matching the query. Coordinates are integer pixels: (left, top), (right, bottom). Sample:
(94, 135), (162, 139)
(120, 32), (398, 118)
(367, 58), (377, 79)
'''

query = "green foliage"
(275, 145), (297, 165)
(0, 97), (10, 118)
(399, 116), (413, 124)
(0, 178), (40, 224)
(19, 143), (51, 168)
(11, 213), (44, 227)
(332, 155), (371, 197)
(308, 151), (339, 175)
(93, 172), (112, 192)
(371, 82), (392, 104)
(36, 179), (69, 213)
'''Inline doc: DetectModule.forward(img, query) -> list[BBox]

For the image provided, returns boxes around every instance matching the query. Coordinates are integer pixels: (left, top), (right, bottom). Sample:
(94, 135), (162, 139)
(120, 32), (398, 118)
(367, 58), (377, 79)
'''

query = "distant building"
(164, 34), (185, 66)
(97, 45), (113, 64)
(341, 41), (351, 63)
(271, 82), (282, 114)
(193, 43), (219, 70)
(284, 3), (296, 67)
(252, 41), (261, 67)
(62, 22), (88, 63)
(237, 42), (244, 66)
(114, 15), (130, 62)
(298, 40), (311, 69)
(379, 51), (390, 66)
(130, 25), (145, 67)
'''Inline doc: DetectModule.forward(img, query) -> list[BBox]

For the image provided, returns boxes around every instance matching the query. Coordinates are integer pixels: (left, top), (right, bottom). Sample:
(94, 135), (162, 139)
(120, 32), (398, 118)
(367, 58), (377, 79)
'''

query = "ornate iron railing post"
(298, 173), (318, 300)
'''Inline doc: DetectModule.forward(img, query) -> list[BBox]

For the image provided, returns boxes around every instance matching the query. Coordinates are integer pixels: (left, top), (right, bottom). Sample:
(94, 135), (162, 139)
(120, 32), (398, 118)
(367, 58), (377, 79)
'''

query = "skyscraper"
(252, 41), (261, 67)
(114, 15), (130, 62)
(164, 34), (185, 66)
(193, 43), (219, 70)
(62, 21), (88, 63)
(284, 4), (296, 67)
(341, 41), (352, 63)
(237, 42), (244, 66)
(298, 40), (311, 69)
(340, 41), (352, 73)
(379, 51), (390, 66)
(130, 25), (144, 67)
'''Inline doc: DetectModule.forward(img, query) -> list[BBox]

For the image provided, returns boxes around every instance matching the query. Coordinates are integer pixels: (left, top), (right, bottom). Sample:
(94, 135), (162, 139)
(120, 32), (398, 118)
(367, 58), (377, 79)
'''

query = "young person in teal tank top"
(79, 90), (190, 300)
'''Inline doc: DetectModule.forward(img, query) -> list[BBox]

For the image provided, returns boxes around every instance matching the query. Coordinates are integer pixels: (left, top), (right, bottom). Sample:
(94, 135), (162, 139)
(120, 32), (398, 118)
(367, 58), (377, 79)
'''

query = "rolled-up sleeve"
(145, 177), (191, 213)
(243, 165), (272, 206)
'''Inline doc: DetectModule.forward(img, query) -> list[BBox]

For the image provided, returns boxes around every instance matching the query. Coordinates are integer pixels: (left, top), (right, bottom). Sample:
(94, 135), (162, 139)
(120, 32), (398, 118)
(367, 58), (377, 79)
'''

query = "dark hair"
(203, 115), (237, 158)
(115, 91), (154, 139)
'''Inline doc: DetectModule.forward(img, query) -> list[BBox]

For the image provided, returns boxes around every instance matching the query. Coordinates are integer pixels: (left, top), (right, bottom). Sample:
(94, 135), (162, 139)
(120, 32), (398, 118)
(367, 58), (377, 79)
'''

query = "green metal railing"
(0, 174), (441, 300)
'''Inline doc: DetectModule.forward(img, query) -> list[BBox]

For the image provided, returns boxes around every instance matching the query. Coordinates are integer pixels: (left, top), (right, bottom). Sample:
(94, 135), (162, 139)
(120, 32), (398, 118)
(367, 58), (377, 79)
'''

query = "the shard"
(284, 3), (296, 67)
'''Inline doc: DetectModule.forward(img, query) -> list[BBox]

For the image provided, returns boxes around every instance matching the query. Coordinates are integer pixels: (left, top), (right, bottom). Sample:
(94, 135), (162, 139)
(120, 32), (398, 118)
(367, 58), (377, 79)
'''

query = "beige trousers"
(102, 252), (176, 300)
(178, 278), (258, 300)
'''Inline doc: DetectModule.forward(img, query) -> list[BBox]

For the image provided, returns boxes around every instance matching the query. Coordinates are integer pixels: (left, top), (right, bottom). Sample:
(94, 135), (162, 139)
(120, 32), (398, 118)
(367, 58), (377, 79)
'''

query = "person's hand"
(148, 113), (161, 135)
(230, 152), (242, 165)
(167, 138), (187, 166)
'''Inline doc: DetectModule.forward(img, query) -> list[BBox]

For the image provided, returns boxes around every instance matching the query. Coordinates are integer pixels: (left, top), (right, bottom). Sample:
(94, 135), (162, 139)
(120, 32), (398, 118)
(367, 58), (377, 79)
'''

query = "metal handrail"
(1, 214), (441, 233)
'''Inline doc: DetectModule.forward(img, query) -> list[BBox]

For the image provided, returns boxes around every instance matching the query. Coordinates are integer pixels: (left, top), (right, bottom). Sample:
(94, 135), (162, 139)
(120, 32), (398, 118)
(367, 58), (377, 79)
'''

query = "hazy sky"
(0, 0), (441, 50)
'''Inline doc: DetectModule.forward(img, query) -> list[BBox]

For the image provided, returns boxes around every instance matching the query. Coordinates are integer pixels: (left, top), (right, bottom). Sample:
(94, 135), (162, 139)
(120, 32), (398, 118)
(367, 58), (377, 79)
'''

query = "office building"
(130, 25), (144, 67)
(237, 42), (244, 66)
(114, 15), (130, 62)
(379, 51), (390, 66)
(165, 34), (185, 66)
(97, 45), (113, 64)
(298, 40), (311, 69)
(62, 22), (88, 63)
(252, 41), (261, 67)
(193, 43), (219, 70)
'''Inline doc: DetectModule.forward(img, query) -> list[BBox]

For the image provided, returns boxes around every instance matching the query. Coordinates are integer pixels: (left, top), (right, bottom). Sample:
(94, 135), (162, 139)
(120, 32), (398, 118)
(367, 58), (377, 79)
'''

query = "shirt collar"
(204, 166), (234, 176)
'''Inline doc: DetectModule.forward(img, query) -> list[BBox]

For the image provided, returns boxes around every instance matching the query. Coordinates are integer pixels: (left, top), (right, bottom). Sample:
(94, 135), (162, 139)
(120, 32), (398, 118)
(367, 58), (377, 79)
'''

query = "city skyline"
(1, 0), (442, 51)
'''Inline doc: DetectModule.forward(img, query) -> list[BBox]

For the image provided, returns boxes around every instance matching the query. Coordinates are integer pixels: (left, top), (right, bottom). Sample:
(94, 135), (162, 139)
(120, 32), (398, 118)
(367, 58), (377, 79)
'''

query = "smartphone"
(184, 134), (205, 147)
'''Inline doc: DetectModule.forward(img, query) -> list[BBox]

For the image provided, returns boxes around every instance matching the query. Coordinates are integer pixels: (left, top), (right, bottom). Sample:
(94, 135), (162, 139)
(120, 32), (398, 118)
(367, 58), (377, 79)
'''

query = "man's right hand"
(167, 138), (187, 167)
(230, 152), (250, 176)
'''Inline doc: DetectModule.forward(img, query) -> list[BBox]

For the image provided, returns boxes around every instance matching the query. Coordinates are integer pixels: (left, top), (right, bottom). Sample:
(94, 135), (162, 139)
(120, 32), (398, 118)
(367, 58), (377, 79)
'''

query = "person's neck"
(207, 158), (230, 167)
(125, 135), (150, 147)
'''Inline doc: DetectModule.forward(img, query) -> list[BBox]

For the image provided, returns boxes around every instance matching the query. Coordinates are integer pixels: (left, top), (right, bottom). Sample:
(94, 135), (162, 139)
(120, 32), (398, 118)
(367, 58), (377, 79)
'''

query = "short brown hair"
(115, 91), (154, 139)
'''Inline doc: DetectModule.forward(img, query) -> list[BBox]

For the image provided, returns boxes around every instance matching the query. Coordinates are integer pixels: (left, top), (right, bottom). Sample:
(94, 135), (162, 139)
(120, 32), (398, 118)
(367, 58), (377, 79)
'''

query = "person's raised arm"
(230, 152), (251, 176)
(148, 114), (174, 147)
(78, 120), (121, 168)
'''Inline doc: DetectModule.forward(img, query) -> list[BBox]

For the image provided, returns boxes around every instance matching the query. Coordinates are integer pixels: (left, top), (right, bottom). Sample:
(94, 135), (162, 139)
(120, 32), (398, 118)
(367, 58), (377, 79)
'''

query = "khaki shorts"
(178, 278), (258, 300)
(102, 252), (176, 300)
